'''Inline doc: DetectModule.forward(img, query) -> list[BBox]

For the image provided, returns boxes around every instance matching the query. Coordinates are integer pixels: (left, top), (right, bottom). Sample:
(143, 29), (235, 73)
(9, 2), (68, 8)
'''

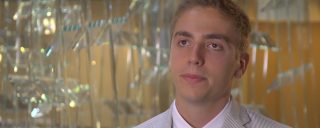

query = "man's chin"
(176, 92), (208, 104)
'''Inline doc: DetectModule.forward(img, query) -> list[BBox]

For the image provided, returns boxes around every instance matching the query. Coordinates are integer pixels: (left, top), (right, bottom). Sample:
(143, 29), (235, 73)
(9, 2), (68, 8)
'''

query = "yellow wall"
(242, 21), (320, 127)
(240, 0), (320, 127)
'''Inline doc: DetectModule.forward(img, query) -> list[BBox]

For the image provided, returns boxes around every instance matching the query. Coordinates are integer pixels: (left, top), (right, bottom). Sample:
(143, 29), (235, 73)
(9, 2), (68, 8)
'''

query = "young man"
(136, 0), (290, 127)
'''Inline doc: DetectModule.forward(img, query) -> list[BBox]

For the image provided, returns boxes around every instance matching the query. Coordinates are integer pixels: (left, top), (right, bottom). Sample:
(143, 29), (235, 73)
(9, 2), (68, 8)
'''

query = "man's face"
(170, 6), (247, 103)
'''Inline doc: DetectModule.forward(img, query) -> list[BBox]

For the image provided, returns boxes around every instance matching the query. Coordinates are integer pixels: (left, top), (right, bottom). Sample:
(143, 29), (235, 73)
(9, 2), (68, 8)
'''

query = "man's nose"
(188, 44), (204, 66)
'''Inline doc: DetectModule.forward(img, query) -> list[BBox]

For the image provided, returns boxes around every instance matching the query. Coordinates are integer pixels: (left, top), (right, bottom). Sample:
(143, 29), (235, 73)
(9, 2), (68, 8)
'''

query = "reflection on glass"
(0, 0), (175, 127)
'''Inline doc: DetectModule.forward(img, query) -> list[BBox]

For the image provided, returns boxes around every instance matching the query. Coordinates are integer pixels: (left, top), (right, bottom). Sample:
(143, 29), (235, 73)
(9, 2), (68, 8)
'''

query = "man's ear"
(234, 52), (249, 79)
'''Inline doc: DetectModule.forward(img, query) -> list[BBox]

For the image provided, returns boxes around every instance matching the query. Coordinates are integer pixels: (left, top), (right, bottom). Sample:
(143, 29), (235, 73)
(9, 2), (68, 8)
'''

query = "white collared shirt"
(172, 99), (231, 128)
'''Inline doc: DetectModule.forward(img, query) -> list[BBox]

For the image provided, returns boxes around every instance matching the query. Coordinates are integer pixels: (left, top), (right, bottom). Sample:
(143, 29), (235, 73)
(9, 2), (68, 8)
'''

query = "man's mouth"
(180, 73), (206, 84)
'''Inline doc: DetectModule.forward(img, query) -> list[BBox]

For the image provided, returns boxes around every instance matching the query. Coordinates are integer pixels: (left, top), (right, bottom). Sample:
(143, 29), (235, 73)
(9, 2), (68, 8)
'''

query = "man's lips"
(180, 73), (206, 84)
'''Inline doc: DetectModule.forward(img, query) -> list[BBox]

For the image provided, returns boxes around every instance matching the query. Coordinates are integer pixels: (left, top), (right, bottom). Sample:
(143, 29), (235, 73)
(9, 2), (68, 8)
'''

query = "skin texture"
(169, 6), (249, 127)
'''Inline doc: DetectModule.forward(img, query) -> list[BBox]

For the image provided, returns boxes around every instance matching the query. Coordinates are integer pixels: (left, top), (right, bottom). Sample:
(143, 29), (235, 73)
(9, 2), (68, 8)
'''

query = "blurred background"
(0, 0), (319, 127)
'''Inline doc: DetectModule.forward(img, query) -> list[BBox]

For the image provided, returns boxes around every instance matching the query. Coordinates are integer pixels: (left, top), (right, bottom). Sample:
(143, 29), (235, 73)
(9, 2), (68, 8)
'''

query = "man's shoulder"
(243, 107), (291, 128)
(134, 109), (172, 128)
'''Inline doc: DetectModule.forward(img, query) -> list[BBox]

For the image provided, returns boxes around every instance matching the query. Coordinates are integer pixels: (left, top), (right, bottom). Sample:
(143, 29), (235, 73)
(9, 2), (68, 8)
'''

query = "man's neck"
(175, 96), (230, 128)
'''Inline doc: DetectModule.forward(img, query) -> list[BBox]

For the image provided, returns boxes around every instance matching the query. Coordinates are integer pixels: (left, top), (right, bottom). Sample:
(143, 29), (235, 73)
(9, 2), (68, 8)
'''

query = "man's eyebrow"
(173, 31), (193, 38)
(204, 34), (230, 42)
(173, 31), (230, 42)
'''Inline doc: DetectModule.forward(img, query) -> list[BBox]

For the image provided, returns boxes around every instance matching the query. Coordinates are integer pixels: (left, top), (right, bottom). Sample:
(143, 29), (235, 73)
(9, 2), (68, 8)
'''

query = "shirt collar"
(172, 100), (193, 128)
(203, 98), (231, 128)
(172, 98), (231, 128)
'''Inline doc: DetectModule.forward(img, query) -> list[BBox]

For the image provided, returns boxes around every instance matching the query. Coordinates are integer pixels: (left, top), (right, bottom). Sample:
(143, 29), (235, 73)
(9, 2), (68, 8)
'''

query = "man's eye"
(207, 42), (223, 50)
(178, 40), (190, 47)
